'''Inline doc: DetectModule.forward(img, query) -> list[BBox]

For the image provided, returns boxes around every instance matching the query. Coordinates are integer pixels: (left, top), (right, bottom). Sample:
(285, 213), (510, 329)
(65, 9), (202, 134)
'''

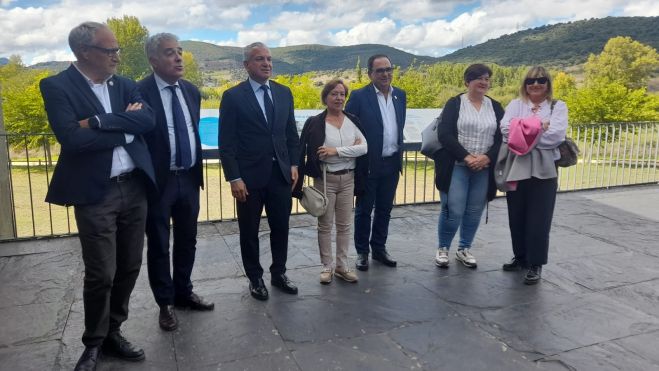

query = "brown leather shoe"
(159, 305), (178, 331)
(174, 292), (215, 311)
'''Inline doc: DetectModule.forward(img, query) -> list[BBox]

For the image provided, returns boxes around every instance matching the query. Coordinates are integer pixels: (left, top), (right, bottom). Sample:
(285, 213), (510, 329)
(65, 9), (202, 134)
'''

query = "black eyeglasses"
(373, 67), (394, 74)
(525, 77), (548, 85)
(85, 45), (121, 57)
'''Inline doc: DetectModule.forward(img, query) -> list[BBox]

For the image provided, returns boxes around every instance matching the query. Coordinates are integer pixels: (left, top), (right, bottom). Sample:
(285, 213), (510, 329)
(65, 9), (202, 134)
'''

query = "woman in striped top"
(433, 64), (504, 268)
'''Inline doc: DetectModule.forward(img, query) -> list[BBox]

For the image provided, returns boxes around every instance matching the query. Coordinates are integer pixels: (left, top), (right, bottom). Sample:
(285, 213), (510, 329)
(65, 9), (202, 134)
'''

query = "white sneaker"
(456, 248), (477, 268)
(319, 267), (333, 284)
(435, 247), (449, 267)
(335, 267), (358, 283)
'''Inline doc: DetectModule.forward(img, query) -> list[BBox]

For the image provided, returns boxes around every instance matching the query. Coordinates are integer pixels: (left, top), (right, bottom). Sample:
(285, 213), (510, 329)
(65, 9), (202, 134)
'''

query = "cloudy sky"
(1, 0), (658, 65)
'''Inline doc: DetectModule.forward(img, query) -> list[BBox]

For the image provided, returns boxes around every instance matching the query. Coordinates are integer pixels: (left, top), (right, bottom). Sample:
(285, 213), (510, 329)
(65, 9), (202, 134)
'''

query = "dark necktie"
(260, 84), (274, 127)
(166, 85), (192, 169)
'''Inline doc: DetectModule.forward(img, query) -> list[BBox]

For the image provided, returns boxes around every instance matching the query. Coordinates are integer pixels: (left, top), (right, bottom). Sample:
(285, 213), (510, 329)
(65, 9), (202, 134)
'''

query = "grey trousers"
(314, 172), (354, 270)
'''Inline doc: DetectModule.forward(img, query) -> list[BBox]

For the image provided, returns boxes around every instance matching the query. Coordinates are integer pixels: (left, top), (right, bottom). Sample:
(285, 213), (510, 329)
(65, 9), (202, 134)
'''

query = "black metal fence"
(1, 121), (658, 240)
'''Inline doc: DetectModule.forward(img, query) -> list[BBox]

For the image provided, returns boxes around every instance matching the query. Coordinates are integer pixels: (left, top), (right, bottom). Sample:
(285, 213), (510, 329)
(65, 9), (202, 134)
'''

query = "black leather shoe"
(356, 253), (369, 271)
(372, 250), (397, 267)
(102, 331), (145, 361)
(502, 257), (526, 271)
(524, 266), (542, 285)
(74, 346), (100, 371)
(159, 305), (178, 331)
(271, 274), (298, 295)
(249, 278), (269, 301)
(175, 292), (215, 311)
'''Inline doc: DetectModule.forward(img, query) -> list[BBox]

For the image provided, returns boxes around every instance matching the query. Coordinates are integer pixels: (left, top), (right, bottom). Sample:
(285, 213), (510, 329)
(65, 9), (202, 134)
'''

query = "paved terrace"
(1, 185), (659, 371)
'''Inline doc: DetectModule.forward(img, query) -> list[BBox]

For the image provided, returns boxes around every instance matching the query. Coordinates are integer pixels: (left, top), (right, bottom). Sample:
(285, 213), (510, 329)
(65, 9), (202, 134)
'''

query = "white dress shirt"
(457, 94), (497, 155)
(74, 63), (135, 178)
(154, 73), (197, 170)
(374, 85), (399, 157)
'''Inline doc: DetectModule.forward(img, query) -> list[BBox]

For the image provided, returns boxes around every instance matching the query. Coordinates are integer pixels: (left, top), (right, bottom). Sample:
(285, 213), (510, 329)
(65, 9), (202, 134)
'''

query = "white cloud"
(622, 1), (659, 16)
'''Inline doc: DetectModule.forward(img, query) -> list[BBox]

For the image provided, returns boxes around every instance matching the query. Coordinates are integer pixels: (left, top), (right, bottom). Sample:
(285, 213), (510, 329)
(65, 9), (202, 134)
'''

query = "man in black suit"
(219, 42), (300, 301)
(345, 54), (407, 271)
(138, 33), (214, 332)
(39, 22), (156, 371)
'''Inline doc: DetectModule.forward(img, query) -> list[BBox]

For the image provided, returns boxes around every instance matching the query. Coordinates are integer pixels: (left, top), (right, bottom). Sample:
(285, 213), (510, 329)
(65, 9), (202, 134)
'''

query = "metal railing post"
(0, 85), (17, 239)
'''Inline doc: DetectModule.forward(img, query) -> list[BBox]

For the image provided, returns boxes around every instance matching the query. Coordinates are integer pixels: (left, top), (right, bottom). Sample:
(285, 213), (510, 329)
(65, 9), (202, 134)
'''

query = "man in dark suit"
(138, 33), (214, 332)
(345, 54), (407, 271)
(219, 42), (300, 301)
(39, 22), (156, 371)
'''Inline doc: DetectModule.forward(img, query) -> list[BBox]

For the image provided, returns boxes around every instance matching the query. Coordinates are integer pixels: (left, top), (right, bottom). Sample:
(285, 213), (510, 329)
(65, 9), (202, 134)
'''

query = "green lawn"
(6, 154), (657, 238)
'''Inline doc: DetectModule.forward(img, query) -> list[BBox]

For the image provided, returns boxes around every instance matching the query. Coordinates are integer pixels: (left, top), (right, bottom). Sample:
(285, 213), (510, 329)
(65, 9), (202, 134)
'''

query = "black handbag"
(550, 100), (580, 167)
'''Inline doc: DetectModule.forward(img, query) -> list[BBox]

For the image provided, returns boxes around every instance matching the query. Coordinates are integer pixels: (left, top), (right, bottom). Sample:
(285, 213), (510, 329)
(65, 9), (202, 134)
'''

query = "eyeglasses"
(525, 77), (548, 85)
(373, 67), (394, 74)
(85, 45), (121, 57)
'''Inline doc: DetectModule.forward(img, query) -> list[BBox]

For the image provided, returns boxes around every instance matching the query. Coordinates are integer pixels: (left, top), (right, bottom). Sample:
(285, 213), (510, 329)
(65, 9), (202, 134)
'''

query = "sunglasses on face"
(525, 77), (548, 85)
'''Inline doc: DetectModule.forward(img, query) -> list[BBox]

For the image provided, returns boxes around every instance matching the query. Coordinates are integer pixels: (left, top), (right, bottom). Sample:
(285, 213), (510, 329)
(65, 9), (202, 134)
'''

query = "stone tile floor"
(1, 185), (658, 370)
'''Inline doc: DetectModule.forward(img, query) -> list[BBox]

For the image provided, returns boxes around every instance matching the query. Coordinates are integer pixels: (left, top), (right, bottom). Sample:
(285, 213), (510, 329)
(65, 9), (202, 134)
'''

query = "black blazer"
(219, 79), (300, 189)
(138, 74), (203, 193)
(345, 83), (407, 173)
(40, 65), (156, 206)
(293, 110), (368, 198)
(434, 93), (504, 201)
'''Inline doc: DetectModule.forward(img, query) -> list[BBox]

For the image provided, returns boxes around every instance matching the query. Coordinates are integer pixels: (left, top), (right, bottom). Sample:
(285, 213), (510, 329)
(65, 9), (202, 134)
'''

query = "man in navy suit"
(219, 42), (300, 301)
(138, 33), (214, 332)
(345, 54), (407, 271)
(39, 22), (156, 371)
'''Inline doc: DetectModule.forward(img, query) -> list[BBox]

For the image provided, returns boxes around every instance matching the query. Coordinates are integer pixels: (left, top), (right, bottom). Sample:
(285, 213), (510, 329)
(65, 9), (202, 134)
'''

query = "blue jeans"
(438, 163), (488, 250)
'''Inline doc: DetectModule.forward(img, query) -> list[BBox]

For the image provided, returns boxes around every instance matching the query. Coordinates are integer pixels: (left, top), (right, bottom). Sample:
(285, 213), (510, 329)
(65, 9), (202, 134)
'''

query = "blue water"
(199, 117), (219, 148)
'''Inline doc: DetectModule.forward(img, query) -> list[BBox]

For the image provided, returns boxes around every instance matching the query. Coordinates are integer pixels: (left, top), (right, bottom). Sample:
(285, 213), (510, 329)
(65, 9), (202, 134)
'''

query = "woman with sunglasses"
(499, 66), (568, 284)
(433, 64), (504, 268)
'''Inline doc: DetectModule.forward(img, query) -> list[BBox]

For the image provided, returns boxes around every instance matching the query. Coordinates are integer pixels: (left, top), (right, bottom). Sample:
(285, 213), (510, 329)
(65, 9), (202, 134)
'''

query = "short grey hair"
(243, 42), (268, 62)
(68, 21), (108, 56)
(145, 33), (180, 59)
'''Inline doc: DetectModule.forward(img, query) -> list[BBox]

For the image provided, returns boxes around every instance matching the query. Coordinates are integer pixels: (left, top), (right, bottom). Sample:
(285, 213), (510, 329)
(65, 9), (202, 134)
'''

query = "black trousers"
(505, 176), (557, 266)
(146, 171), (200, 306)
(74, 175), (147, 347)
(237, 162), (292, 282)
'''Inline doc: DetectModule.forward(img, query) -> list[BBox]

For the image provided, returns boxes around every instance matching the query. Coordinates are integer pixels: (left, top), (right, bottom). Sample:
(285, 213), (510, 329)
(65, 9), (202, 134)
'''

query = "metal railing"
(1, 121), (658, 240)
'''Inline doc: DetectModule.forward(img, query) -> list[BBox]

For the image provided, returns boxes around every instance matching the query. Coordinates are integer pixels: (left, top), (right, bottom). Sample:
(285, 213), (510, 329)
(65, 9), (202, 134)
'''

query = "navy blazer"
(138, 74), (203, 193)
(345, 83), (407, 173)
(40, 65), (156, 206)
(219, 79), (300, 189)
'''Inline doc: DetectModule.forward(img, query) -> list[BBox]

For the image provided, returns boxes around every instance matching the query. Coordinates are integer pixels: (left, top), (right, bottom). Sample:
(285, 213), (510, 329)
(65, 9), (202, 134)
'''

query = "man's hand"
(291, 166), (299, 191)
(78, 118), (90, 128)
(230, 179), (249, 203)
(125, 102), (143, 112)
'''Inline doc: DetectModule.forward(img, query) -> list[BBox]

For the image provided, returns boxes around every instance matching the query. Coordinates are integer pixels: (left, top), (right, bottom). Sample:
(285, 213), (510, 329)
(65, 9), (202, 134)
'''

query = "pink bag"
(508, 116), (542, 156)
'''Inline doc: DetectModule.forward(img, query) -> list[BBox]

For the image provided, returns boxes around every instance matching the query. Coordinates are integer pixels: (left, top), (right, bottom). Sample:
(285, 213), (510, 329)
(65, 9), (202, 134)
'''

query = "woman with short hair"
(433, 64), (504, 268)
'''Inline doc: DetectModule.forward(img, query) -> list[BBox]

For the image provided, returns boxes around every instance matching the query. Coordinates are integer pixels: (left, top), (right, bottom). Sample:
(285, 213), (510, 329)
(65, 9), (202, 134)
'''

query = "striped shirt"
(457, 95), (497, 155)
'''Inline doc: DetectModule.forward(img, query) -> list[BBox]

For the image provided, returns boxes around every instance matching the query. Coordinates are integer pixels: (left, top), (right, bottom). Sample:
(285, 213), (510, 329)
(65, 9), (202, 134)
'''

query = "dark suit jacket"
(137, 74), (203, 193)
(40, 65), (156, 206)
(345, 83), (407, 173)
(219, 79), (300, 189)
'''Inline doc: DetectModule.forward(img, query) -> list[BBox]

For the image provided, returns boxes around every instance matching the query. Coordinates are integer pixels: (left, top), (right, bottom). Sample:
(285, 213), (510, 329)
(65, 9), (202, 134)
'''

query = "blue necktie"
(166, 85), (192, 169)
(260, 84), (274, 127)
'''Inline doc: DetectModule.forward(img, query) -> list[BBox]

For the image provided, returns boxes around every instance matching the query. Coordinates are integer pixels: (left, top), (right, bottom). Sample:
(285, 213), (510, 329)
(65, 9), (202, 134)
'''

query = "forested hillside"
(439, 17), (659, 66)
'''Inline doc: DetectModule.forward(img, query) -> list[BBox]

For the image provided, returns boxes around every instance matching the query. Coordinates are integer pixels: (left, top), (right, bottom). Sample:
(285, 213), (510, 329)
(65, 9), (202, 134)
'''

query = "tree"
(106, 15), (150, 80)
(182, 51), (203, 87)
(584, 36), (659, 89)
(355, 56), (362, 83)
(553, 71), (577, 101)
